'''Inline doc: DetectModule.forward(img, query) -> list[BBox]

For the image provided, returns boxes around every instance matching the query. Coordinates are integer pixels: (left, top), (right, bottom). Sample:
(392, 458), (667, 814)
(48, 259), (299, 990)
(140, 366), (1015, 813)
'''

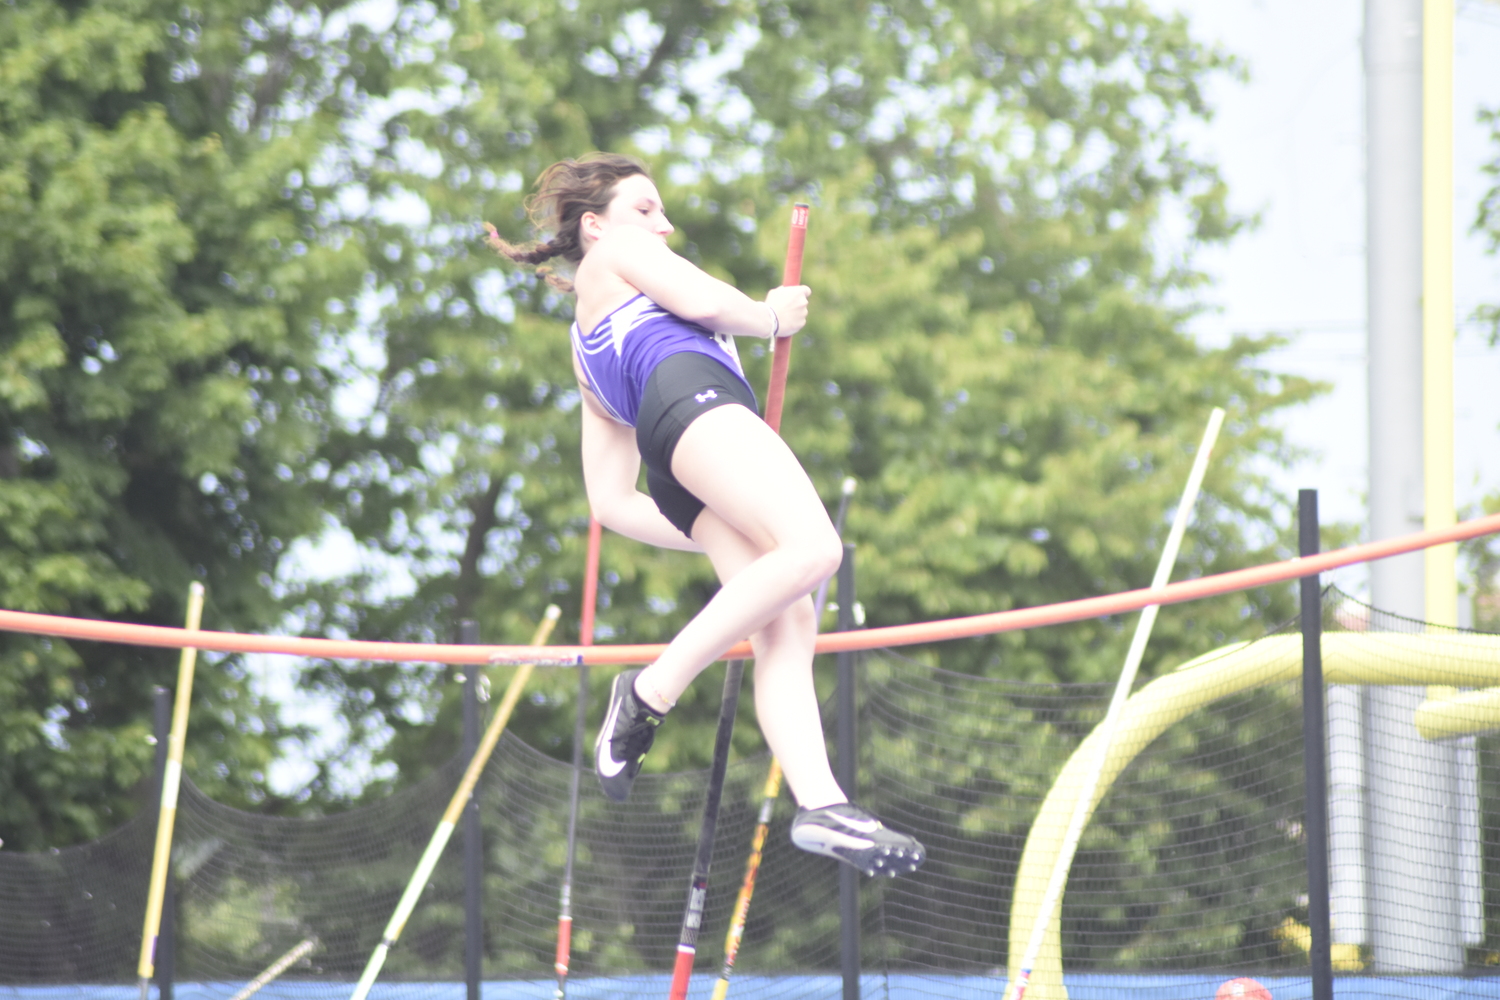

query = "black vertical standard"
(1299, 490), (1333, 1000)
(836, 543), (860, 1000)
(460, 619), (483, 1000)
(151, 687), (175, 1000)
(667, 659), (745, 1000)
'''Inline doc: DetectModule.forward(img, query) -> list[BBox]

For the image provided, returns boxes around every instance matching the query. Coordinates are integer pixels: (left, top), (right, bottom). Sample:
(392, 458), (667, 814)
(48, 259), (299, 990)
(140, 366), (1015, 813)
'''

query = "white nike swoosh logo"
(597, 681), (628, 777)
(827, 815), (880, 833)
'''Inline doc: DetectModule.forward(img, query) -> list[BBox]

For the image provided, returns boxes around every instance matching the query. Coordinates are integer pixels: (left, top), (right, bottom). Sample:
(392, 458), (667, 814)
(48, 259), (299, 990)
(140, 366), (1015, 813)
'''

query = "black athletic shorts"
(636, 351), (759, 537)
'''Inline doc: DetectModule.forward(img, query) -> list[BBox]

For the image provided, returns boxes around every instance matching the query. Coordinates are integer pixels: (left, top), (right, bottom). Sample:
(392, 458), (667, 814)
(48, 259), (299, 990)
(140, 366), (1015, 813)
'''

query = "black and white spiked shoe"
(594, 669), (665, 802)
(790, 802), (925, 877)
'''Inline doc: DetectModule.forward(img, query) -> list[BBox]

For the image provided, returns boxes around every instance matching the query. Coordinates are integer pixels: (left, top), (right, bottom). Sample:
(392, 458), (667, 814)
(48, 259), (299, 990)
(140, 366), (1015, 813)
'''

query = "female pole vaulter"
(487, 153), (922, 876)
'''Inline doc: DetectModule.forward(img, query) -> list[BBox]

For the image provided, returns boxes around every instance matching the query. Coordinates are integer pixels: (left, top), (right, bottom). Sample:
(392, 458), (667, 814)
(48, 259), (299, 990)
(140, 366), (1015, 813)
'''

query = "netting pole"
(1299, 490), (1334, 1000)
(1006, 408), (1224, 1000)
(137, 582), (204, 1000)
(814, 480), (857, 625)
(461, 618), (483, 1000)
(557, 516), (602, 1000)
(836, 543), (860, 1000)
(349, 605), (561, 1000)
(668, 659), (746, 1000)
(150, 688), (174, 1000)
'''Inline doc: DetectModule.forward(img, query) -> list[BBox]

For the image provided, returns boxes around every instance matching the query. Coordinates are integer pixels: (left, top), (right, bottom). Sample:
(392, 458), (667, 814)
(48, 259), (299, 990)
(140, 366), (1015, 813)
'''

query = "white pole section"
(229, 936), (319, 1000)
(349, 605), (561, 1000)
(1005, 408), (1224, 1000)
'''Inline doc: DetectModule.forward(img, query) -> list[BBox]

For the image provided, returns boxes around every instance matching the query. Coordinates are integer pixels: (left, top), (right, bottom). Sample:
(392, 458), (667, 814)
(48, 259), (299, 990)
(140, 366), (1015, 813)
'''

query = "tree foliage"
(1, 0), (1323, 842)
(295, 0), (1315, 791)
(0, 0), (406, 846)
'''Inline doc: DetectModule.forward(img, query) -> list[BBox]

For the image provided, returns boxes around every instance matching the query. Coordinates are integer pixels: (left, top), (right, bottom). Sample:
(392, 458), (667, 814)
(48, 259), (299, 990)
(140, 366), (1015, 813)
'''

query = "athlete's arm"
(588, 226), (810, 339)
(578, 387), (704, 553)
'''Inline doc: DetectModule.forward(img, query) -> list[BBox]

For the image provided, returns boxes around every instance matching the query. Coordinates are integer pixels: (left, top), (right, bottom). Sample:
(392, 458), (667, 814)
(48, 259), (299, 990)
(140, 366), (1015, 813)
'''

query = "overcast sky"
(1152, 0), (1500, 595)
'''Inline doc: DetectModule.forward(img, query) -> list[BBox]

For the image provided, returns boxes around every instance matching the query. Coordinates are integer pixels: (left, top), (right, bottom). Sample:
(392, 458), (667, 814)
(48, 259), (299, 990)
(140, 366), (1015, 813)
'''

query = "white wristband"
(764, 301), (780, 338)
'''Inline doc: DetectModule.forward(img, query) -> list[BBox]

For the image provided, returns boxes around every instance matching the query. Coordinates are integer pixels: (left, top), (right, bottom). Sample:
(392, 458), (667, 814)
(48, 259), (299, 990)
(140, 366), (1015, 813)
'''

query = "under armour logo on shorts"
(694, 389), (718, 404)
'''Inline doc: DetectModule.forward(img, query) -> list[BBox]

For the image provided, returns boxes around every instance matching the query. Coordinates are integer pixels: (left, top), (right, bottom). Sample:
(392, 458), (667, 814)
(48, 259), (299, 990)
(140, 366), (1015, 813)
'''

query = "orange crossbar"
(3, 512), (1498, 665)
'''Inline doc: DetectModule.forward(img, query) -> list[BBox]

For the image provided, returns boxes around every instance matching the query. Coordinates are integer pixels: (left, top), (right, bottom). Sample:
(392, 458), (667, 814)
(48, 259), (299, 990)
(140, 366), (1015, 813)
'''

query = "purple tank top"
(571, 293), (752, 427)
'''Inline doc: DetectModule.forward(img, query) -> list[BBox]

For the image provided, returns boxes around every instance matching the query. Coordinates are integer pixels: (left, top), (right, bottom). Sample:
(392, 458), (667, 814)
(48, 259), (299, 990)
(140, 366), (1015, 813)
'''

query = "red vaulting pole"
(555, 517), (602, 998)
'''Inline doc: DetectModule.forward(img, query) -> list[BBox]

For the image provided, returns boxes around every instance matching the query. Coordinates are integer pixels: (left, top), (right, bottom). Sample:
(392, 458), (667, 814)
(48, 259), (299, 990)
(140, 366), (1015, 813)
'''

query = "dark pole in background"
(666, 659), (745, 1000)
(460, 619), (483, 1000)
(836, 543), (860, 1000)
(1299, 490), (1333, 1000)
(151, 687), (174, 1000)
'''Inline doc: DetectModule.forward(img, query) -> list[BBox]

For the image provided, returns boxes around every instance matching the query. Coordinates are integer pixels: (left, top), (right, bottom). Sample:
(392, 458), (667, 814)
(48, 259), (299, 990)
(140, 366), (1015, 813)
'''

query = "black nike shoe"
(790, 802), (925, 877)
(594, 669), (665, 802)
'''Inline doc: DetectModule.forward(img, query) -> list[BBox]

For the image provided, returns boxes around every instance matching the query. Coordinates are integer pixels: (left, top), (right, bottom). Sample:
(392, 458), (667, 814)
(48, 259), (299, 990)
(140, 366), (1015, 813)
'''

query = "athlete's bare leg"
(690, 508), (845, 809)
(631, 403), (845, 807)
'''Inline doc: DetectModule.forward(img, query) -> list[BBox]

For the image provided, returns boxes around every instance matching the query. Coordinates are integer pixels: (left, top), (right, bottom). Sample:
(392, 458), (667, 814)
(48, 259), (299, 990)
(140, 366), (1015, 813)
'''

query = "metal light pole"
(1358, 0), (1469, 971)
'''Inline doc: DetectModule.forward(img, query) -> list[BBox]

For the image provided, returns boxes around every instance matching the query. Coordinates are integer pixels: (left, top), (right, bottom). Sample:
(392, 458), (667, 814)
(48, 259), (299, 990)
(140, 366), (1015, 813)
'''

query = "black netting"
(0, 808), (155, 983)
(4, 586), (1500, 999)
(860, 645), (1308, 998)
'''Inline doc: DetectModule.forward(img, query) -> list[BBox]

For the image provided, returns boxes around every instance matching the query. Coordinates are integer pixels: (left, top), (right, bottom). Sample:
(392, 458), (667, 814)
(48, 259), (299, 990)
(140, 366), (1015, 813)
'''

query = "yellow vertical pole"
(349, 606), (561, 1000)
(1422, 0), (1456, 627)
(136, 582), (205, 999)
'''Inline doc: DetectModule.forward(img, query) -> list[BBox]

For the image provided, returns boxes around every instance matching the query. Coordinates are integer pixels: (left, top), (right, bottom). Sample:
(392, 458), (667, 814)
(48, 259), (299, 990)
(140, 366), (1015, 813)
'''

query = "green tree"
(0, 0), (415, 847)
(287, 0), (1313, 795)
(1, 0), (1320, 833)
(0, 0), (1339, 976)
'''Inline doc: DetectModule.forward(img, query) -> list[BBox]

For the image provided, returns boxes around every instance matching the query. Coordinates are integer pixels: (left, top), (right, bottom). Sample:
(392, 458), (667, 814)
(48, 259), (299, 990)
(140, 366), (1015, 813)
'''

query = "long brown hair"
(484, 152), (649, 293)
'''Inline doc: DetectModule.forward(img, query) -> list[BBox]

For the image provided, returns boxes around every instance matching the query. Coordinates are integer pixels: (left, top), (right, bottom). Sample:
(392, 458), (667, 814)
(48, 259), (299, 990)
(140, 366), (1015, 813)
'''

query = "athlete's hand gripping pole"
(667, 204), (810, 1000)
(350, 606), (562, 1000)
(762, 202), (809, 434)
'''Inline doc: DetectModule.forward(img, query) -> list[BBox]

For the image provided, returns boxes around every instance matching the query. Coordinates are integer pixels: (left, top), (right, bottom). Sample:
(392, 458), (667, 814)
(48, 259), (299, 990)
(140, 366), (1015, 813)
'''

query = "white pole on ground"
(1005, 407), (1224, 1000)
(349, 605), (561, 1000)
(229, 936), (319, 1000)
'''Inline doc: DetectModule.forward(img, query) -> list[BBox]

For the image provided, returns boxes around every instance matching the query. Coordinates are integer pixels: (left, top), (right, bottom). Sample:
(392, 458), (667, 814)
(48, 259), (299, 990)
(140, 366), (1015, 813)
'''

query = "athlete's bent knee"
(752, 599), (817, 657)
(812, 529), (843, 581)
(782, 529), (842, 595)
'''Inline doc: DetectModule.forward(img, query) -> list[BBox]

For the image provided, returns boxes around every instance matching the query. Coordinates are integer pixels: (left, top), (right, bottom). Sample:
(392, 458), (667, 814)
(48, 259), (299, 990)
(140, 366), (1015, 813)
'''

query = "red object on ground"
(1215, 977), (1272, 1000)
